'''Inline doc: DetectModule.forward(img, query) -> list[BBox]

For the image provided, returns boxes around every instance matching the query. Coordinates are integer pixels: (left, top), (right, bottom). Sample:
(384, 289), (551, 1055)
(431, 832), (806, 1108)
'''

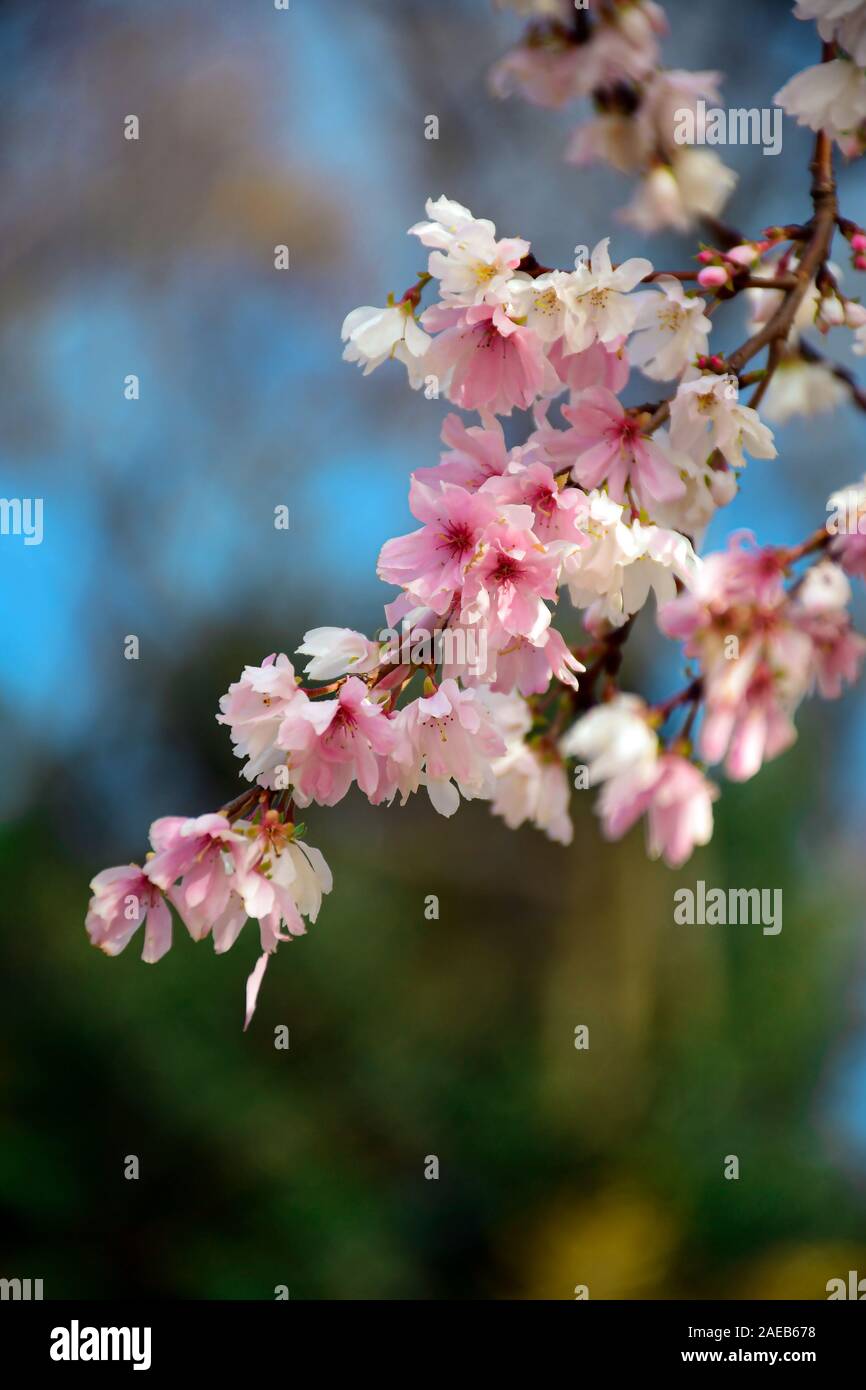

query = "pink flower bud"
(725, 245), (756, 268)
(697, 265), (729, 289)
(851, 232), (866, 251)
(697, 249), (715, 264)
(855, 253), (866, 271)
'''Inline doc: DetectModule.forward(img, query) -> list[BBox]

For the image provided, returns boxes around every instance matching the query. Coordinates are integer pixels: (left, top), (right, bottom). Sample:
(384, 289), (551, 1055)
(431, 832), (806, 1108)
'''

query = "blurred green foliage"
(2, 680), (865, 1299)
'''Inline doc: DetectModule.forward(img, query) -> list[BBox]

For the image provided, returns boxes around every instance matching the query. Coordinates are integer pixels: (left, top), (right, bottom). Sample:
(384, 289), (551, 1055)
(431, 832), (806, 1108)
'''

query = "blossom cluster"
(86, 2), (866, 1026)
(87, 811), (332, 1028)
(659, 537), (865, 780)
(491, 0), (737, 231)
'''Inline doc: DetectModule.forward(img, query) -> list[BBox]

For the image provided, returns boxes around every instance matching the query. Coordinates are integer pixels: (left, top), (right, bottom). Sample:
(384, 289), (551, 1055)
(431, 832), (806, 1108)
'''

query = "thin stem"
(798, 339), (866, 413)
(219, 787), (261, 822)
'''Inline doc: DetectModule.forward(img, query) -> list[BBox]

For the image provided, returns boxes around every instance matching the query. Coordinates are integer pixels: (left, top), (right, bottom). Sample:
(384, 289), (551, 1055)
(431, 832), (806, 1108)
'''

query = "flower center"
(534, 287), (559, 315)
(659, 304), (684, 332)
(439, 521), (476, 558)
(491, 553), (522, 584)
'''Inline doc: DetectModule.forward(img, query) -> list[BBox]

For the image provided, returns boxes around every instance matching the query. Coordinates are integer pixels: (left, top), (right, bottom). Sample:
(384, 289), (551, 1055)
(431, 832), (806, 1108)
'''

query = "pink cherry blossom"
(277, 676), (396, 807)
(341, 302), (430, 375)
(557, 238), (654, 354)
(426, 231), (529, 308)
(414, 414), (511, 491)
(561, 694), (659, 787)
(377, 478), (498, 614)
(421, 303), (557, 415)
(296, 627), (381, 682)
(176, 878), (248, 955)
(658, 532), (786, 630)
(659, 538), (864, 779)
(598, 754), (718, 868)
(658, 543), (802, 780)
(86, 865), (172, 963)
(389, 678), (507, 816)
(490, 744), (574, 845)
(792, 565), (866, 699)
(485, 627), (584, 697)
(408, 196), (529, 307)
(460, 521), (560, 644)
(218, 653), (307, 784)
(563, 387), (686, 506)
(669, 374), (776, 469)
(480, 458), (591, 547)
(233, 817), (333, 952)
(546, 337), (630, 394)
(490, 44), (586, 110)
(147, 814), (248, 947)
(701, 670), (799, 781)
(145, 813), (242, 893)
(230, 817), (332, 1028)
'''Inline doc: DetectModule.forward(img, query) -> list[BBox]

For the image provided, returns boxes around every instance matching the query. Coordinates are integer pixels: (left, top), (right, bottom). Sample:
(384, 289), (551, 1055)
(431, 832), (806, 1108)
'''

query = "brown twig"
(219, 787), (262, 821)
(798, 338), (866, 413)
(646, 129), (837, 434)
(726, 131), (836, 376)
(747, 340), (782, 411)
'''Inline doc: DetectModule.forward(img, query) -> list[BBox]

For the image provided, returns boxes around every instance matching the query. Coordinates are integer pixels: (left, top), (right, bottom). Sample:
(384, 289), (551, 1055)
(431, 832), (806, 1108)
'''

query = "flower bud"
(697, 265), (729, 289)
(818, 295), (845, 328)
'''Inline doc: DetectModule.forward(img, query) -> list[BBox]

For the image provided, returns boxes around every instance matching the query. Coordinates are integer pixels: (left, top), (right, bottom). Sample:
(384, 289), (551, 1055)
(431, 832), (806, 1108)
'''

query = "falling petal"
(243, 952), (270, 1032)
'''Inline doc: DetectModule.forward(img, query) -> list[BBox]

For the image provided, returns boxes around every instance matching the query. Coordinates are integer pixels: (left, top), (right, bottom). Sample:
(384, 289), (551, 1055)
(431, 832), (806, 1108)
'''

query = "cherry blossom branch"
(782, 526), (832, 566)
(652, 678), (703, 724)
(726, 132), (836, 376)
(747, 340), (782, 412)
(219, 787), (261, 821)
(568, 617), (636, 713)
(85, 11), (866, 1027)
(644, 129), (837, 435)
(797, 339), (866, 413)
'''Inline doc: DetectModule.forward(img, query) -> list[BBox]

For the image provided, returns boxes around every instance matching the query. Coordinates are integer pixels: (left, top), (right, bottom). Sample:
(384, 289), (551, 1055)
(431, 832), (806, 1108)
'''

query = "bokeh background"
(2, 0), (866, 1299)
